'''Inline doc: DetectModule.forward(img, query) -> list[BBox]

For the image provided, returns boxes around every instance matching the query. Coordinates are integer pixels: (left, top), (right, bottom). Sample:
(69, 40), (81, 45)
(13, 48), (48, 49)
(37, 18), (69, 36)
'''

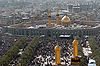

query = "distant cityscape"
(0, 0), (100, 66)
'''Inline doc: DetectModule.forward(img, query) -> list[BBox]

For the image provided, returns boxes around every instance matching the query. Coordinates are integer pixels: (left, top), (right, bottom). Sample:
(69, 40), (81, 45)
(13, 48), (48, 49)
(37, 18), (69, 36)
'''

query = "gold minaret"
(48, 9), (51, 27)
(56, 9), (59, 25)
(54, 42), (63, 66)
(71, 39), (81, 65)
(73, 39), (78, 57)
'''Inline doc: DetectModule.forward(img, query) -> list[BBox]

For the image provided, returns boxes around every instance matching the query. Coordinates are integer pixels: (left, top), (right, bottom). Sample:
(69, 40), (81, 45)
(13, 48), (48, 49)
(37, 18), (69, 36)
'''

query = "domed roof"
(61, 15), (71, 23)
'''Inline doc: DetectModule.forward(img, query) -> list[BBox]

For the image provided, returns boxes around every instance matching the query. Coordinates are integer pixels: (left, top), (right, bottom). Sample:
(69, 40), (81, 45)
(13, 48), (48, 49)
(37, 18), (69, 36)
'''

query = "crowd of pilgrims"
(29, 37), (73, 66)
(95, 36), (100, 48)
(0, 34), (15, 59)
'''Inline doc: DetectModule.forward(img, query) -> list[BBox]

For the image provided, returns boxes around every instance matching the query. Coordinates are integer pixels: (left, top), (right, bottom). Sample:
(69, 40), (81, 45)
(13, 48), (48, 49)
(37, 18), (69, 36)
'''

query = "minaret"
(48, 9), (51, 27)
(56, 9), (59, 25)
(73, 39), (78, 57)
(71, 39), (81, 66)
(54, 42), (62, 65)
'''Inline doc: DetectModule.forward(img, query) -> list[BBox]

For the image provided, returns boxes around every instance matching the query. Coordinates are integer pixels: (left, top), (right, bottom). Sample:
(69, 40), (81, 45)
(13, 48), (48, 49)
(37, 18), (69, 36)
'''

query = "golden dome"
(61, 16), (71, 23)
(31, 16), (34, 18)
